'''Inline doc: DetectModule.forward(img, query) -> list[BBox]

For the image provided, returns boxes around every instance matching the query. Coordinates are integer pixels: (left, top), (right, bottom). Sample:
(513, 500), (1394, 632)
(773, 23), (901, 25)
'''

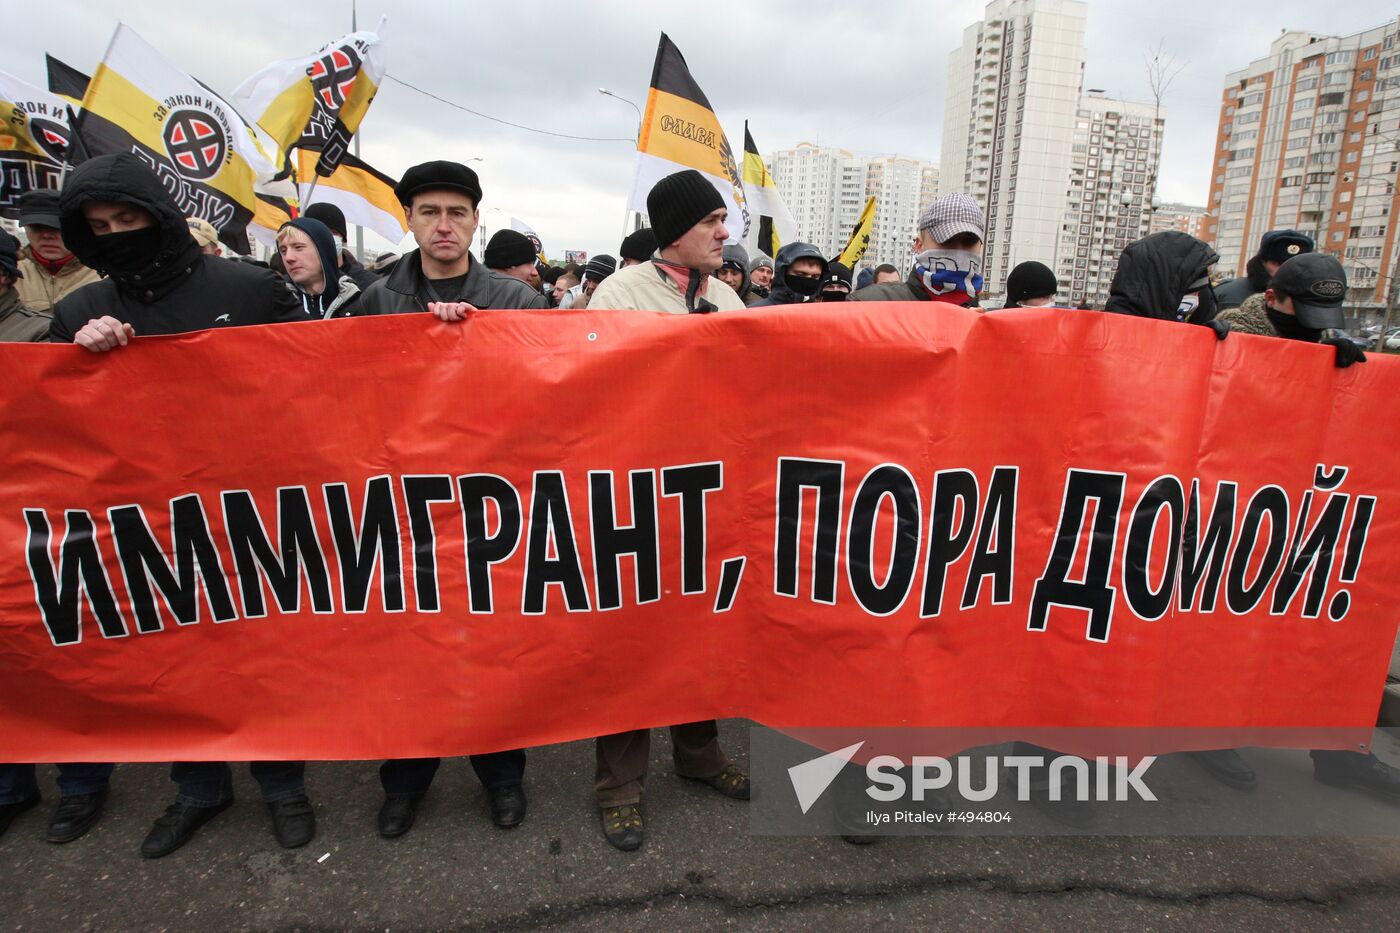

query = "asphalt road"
(3, 721), (1400, 931)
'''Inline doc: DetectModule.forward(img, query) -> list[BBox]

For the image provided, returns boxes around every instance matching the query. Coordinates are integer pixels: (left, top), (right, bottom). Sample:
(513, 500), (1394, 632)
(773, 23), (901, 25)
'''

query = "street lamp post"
(599, 88), (644, 242)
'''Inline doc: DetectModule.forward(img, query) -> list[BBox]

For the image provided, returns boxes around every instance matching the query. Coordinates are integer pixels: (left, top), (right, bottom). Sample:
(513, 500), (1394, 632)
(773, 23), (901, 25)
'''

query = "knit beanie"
(1005, 261), (1058, 306)
(646, 170), (724, 250)
(484, 229), (538, 269)
(620, 227), (658, 262)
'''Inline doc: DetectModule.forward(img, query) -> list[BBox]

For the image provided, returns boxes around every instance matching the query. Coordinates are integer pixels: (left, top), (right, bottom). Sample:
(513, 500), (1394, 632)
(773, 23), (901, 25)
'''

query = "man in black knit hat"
(587, 169), (746, 315)
(618, 228), (657, 268)
(582, 171), (749, 853)
(484, 228), (543, 292)
(1001, 260), (1058, 309)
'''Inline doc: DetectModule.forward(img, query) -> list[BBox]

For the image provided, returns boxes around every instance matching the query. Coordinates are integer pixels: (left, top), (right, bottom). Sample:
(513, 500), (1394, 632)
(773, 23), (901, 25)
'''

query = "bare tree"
(1143, 40), (1188, 218)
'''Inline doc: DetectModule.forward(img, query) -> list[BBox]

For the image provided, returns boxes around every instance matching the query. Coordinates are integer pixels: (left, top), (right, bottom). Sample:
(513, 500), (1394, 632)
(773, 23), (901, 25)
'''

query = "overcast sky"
(5, 0), (1397, 258)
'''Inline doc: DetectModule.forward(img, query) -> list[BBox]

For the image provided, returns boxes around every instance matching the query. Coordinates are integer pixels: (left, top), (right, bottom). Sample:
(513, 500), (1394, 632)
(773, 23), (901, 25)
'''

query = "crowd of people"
(0, 151), (1387, 857)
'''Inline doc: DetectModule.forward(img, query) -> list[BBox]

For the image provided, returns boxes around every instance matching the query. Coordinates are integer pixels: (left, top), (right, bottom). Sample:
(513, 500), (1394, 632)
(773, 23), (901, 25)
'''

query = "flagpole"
(351, 0), (365, 263)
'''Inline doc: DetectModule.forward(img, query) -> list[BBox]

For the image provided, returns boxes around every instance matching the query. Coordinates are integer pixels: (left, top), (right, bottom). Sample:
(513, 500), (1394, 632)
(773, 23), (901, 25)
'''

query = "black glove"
(1321, 337), (1367, 369)
(1203, 320), (1230, 341)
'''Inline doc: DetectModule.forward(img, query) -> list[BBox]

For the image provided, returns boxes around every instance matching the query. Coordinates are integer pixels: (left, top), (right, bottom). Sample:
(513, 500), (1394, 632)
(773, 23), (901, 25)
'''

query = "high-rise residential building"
(1149, 202), (1209, 240)
(863, 156), (940, 272)
(941, 0), (1087, 297)
(768, 143), (939, 271)
(1058, 93), (1164, 307)
(1205, 20), (1400, 309)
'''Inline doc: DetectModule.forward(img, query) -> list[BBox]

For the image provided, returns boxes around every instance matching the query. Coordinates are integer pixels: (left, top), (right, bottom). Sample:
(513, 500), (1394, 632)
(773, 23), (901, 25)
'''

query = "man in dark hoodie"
(51, 153), (303, 345)
(749, 242), (827, 307)
(356, 160), (546, 319)
(47, 153), (313, 859)
(1103, 230), (1227, 335)
(716, 243), (751, 303)
(277, 217), (362, 319)
(1213, 229), (1313, 311)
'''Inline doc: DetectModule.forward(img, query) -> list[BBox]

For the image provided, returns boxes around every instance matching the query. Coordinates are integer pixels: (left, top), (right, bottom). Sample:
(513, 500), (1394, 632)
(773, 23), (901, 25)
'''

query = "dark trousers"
(171, 761), (306, 808)
(0, 763), (113, 805)
(380, 750), (526, 798)
(594, 721), (728, 808)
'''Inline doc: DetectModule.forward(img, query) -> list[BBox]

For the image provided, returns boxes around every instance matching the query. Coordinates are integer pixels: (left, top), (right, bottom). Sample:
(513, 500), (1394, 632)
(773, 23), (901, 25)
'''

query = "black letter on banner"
(846, 465), (921, 616)
(222, 487), (333, 618)
(1028, 470), (1126, 643)
(523, 471), (591, 614)
(1178, 480), (1236, 613)
(324, 477), (405, 614)
(661, 462), (722, 595)
(1271, 491), (1347, 618)
(775, 458), (844, 603)
(961, 467), (1019, 610)
(1122, 476), (1186, 621)
(921, 470), (979, 617)
(590, 470), (661, 611)
(401, 475), (455, 612)
(1225, 486), (1290, 615)
(458, 474), (522, 614)
(110, 496), (236, 633)
(24, 509), (127, 646)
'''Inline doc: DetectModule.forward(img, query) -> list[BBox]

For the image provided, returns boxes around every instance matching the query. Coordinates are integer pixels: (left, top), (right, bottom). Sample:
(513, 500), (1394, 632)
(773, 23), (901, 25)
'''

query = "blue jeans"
(0, 763), (114, 805)
(380, 751), (526, 798)
(171, 761), (306, 808)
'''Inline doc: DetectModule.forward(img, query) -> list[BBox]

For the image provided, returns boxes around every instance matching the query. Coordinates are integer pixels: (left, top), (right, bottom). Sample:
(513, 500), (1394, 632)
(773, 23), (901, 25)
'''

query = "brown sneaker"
(601, 805), (643, 851)
(685, 765), (751, 800)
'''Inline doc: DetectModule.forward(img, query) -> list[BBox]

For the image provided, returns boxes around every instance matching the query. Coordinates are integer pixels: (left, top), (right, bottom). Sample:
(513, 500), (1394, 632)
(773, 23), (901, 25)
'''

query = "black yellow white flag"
(75, 25), (277, 242)
(295, 148), (405, 244)
(235, 22), (387, 177)
(836, 196), (878, 269)
(741, 122), (796, 258)
(626, 34), (748, 244)
(0, 69), (71, 215)
(510, 217), (548, 264)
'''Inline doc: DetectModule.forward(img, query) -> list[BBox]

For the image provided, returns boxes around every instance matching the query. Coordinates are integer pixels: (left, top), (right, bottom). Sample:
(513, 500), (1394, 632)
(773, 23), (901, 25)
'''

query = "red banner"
(2, 304), (1397, 762)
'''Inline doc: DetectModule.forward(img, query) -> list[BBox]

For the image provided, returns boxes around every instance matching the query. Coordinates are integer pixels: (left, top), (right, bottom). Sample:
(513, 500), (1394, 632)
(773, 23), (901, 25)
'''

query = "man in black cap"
(14, 189), (101, 313)
(618, 228), (657, 268)
(356, 160), (546, 318)
(363, 159), (539, 838)
(1001, 261), (1058, 309)
(302, 202), (379, 290)
(1217, 253), (1366, 367)
(44, 152), (312, 858)
(483, 229), (543, 291)
(1214, 229), (1314, 311)
(0, 231), (49, 342)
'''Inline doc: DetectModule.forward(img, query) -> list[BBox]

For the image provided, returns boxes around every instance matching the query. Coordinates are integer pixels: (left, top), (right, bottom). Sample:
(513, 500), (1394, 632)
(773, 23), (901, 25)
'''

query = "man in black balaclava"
(1103, 231), (1227, 338)
(749, 242), (827, 307)
(48, 154), (313, 861)
(817, 262), (853, 302)
(52, 152), (302, 345)
(277, 216), (363, 318)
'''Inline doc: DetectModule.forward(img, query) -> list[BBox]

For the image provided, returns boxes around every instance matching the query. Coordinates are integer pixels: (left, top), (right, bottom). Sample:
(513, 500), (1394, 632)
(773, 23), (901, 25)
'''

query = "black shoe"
(0, 791), (41, 838)
(46, 788), (108, 843)
(1314, 752), (1400, 801)
(268, 795), (316, 849)
(488, 785), (526, 828)
(377, 795), (420, 838)
(601, 805), (643, 851)
(140, 798), (231, 859)
(1187, 749), (1257, 790)
(841, 833), (879, 845)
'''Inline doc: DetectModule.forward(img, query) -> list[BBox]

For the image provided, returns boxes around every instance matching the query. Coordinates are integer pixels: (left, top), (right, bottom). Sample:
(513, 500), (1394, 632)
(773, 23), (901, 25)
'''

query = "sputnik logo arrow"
(787, 741), (865, 814)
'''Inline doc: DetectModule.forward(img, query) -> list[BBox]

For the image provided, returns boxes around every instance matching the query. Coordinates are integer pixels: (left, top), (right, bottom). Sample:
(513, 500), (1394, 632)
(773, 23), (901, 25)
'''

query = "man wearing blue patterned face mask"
(851, 193), (985, 308)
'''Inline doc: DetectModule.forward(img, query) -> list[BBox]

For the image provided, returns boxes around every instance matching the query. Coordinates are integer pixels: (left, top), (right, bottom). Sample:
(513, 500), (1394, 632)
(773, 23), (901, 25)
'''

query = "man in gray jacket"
(356, 160), (546, 317)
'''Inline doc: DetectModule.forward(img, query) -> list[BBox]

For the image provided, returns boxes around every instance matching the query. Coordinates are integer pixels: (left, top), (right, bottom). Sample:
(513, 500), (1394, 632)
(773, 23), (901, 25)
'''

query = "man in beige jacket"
(15, 190), (101, 313)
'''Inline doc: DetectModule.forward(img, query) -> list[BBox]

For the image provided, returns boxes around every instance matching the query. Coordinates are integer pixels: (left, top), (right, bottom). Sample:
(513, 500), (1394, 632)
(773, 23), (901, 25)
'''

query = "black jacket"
(1214, 256), (1271, 310)
(1104, 231), (1219, 324)
(750, 242), (827, 307)
(51, 152), (302, 342)
(359, 249), (548, 314)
